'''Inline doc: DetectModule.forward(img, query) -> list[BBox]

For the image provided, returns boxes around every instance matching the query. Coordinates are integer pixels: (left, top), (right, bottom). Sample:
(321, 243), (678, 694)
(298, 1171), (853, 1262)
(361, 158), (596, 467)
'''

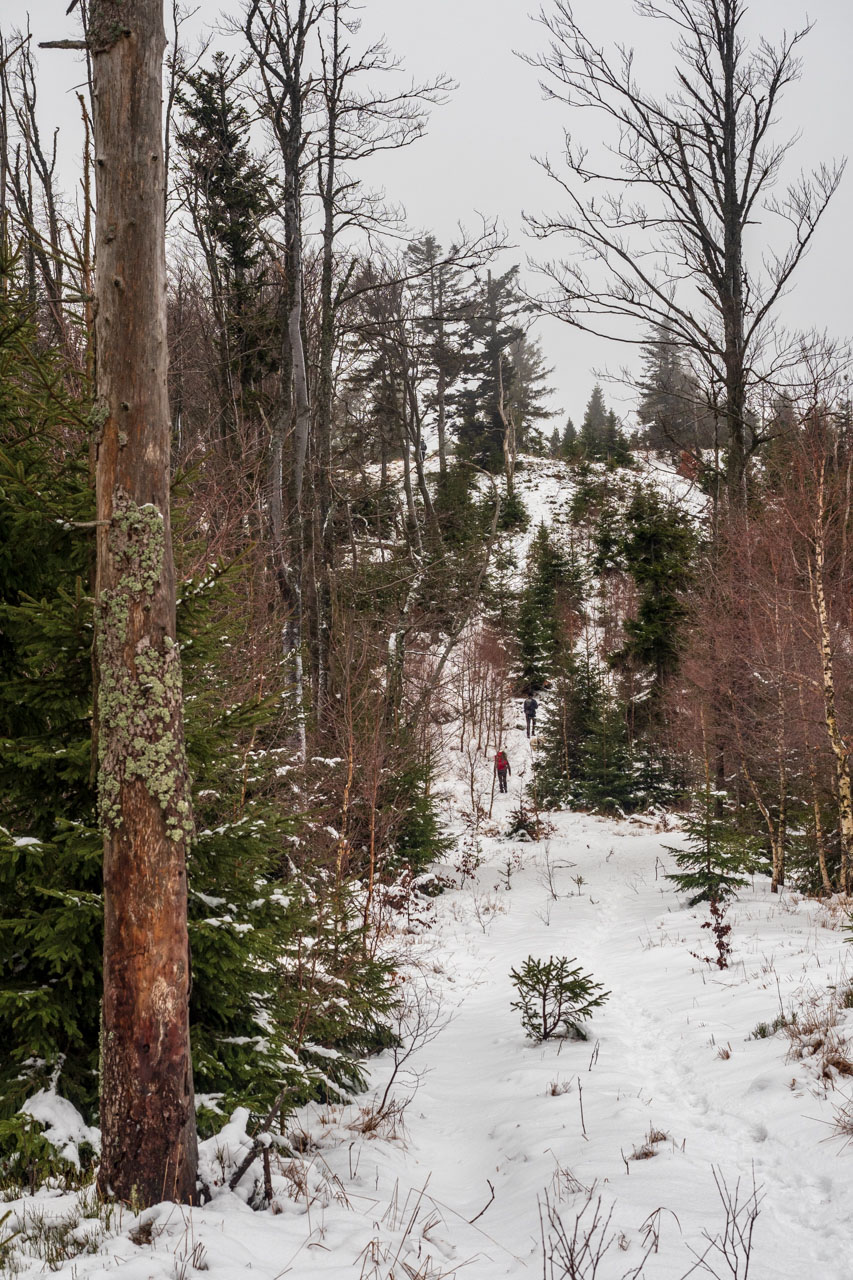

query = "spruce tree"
(615, 486), (695, 702)
(560, 416), (577, 458)
(453, 269), (552, 473)
(666, 793), (764, 904)
(638, 326), (717, 453)
(516, 524), (569, 689)
(406, 233), (468, 477)
(603, 410), (633, 467)
(174, 52), (276, 440)
(0, 261), (101, 1132)
(535, 655), (605, 807)
(579, 384), (609, 459)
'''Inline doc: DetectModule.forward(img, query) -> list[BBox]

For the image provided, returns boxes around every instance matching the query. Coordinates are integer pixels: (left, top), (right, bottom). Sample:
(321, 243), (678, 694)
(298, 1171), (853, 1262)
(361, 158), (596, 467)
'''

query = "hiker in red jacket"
(494, 749), (511, 793)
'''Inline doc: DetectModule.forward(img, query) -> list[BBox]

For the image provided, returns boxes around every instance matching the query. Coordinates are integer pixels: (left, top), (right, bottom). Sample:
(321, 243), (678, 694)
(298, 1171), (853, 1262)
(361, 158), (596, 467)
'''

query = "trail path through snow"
(8, 724), (853, 1280)
(358, 712), (853, 1279)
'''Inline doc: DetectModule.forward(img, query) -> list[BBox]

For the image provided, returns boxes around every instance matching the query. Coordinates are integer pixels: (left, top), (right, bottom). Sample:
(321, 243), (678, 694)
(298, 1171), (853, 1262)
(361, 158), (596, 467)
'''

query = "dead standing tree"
(525, 0), (844, 502)
(87, 0), (198, 1204)
(310, 1), (450, 715)
(244, 0), (322, 762)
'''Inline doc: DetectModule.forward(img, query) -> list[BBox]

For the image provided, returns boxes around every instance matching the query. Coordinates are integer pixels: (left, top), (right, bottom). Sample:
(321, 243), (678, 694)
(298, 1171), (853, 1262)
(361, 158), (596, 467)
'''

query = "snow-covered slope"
(7, 717), (852, 1278)
(5, 453), (847, 1278)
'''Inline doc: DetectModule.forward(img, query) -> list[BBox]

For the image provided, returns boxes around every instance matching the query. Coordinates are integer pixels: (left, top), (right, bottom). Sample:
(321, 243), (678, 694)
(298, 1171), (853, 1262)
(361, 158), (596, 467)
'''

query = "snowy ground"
(6, 714), (853, 1279)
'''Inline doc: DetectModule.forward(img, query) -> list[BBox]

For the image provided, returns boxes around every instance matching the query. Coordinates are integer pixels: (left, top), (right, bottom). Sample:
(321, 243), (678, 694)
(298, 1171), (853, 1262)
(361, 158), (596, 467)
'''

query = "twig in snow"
(468, 1179), (495, 1224)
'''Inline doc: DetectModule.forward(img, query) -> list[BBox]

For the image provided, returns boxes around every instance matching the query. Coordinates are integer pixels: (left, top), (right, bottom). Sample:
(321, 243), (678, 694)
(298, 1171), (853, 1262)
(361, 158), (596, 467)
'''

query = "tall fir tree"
(406, 233), (468, 478)
(614, 485), (695, 705)
(174, 52), (276, 443)
(638, 326), (717, 453)
(516, 524), (571, 689)
(579, 384), (609, 458)
(453, 268), (551, 473)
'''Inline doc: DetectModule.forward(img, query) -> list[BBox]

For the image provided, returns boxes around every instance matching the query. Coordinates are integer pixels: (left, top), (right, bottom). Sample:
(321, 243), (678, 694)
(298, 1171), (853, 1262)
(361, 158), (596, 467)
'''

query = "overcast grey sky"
(9, 0), (852, 427)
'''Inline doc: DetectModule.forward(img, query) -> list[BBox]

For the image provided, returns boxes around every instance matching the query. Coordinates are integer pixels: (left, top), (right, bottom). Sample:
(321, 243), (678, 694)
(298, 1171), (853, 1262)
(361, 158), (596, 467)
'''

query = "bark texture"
(810, 471), (853, 894)
(91, 0), (198, 1205)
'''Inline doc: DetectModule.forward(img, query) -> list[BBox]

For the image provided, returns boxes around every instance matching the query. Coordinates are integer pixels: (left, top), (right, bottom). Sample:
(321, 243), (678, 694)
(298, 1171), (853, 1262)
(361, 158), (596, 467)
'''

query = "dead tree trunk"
(90, 0), (198, 1205)
(244, 0), (319, 763)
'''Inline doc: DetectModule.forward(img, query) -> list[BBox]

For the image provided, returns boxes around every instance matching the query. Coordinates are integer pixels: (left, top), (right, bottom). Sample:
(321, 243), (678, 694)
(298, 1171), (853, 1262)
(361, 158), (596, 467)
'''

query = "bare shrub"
(346, 1096), (409, 1142)
(539, 1187), (651, 1279)
(682, 1167), (763, 1280)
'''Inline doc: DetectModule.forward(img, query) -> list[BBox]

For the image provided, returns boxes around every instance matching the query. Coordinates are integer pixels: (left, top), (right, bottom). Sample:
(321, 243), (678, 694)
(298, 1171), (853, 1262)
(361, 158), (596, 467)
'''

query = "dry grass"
(630, 1126), (669, 1161)
(346, 1096), (409, 1142)
(783, 995), (853, 1085)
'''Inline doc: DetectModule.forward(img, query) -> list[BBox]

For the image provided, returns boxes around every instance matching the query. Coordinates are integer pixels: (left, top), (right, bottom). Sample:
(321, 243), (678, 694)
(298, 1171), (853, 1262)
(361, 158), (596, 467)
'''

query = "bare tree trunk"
(90, 0), (197, 1205)
(497, 351), (517, 499)
(284, 192), (310, 760)
(398, 396), (424, 557)
(435, 269), (448, 479)
(719, 3), (747, 503)
(810, 467), (853, 893)
(245, 0), (316, 763)
(810, 756), (833, 895)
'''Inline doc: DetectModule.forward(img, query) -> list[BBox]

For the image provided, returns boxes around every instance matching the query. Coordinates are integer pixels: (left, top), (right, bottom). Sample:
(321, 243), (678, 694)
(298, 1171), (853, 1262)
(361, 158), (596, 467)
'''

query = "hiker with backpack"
(523, 695), (538, 738)
(494, 749), (511, 793)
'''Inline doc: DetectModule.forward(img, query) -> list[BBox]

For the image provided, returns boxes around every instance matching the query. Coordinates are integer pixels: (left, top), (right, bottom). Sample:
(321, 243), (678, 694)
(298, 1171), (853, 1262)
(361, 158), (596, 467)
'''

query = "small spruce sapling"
(665, 795), (763, 905)
(510, 956), (609, 1041)
(666, 793), (763, 971)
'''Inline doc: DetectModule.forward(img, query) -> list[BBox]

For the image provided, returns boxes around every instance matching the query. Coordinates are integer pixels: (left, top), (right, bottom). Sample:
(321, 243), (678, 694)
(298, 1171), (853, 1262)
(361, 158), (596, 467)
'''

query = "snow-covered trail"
(8, 715), (853, 1279)
(368, 731), (853, 1280)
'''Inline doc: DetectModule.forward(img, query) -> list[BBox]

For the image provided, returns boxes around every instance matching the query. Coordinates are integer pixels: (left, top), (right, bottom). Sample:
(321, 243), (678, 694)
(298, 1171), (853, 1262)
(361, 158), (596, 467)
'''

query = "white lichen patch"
(96, 490), (194, 843)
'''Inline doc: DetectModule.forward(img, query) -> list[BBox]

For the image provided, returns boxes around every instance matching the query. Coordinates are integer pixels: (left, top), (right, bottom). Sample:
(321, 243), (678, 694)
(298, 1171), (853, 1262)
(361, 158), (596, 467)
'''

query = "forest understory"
(2, 0), (853, 1276)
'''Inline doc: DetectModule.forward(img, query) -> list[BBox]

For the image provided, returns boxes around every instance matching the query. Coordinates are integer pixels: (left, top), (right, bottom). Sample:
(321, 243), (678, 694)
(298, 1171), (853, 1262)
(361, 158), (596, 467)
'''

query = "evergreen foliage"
(406, 233), (467, 444)
(0, 265), (394, 1170)
(561, 417), (577, 457)
(174, 52), (277, 426)
(175, 54), (271, 280)
(578, 386), (632, 466)
(615, 485), (695, 698)
(510, 955), (609, 1040)
(453, 269), (552, 471)
(532, 656), (676, 814)
(0, 264), (101, 1126)
(496, 487), (530, 532)
(384, 760), (453, 877)
(432, 462), (482, 548)
(638, 326), (718, 453)
(666, 794), (765, 905)
(516, 524), (573, 689)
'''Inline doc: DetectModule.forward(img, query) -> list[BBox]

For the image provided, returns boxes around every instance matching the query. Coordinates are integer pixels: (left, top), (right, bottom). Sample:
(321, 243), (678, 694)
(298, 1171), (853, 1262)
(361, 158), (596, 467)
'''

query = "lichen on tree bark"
(97, 490), (194, 843)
